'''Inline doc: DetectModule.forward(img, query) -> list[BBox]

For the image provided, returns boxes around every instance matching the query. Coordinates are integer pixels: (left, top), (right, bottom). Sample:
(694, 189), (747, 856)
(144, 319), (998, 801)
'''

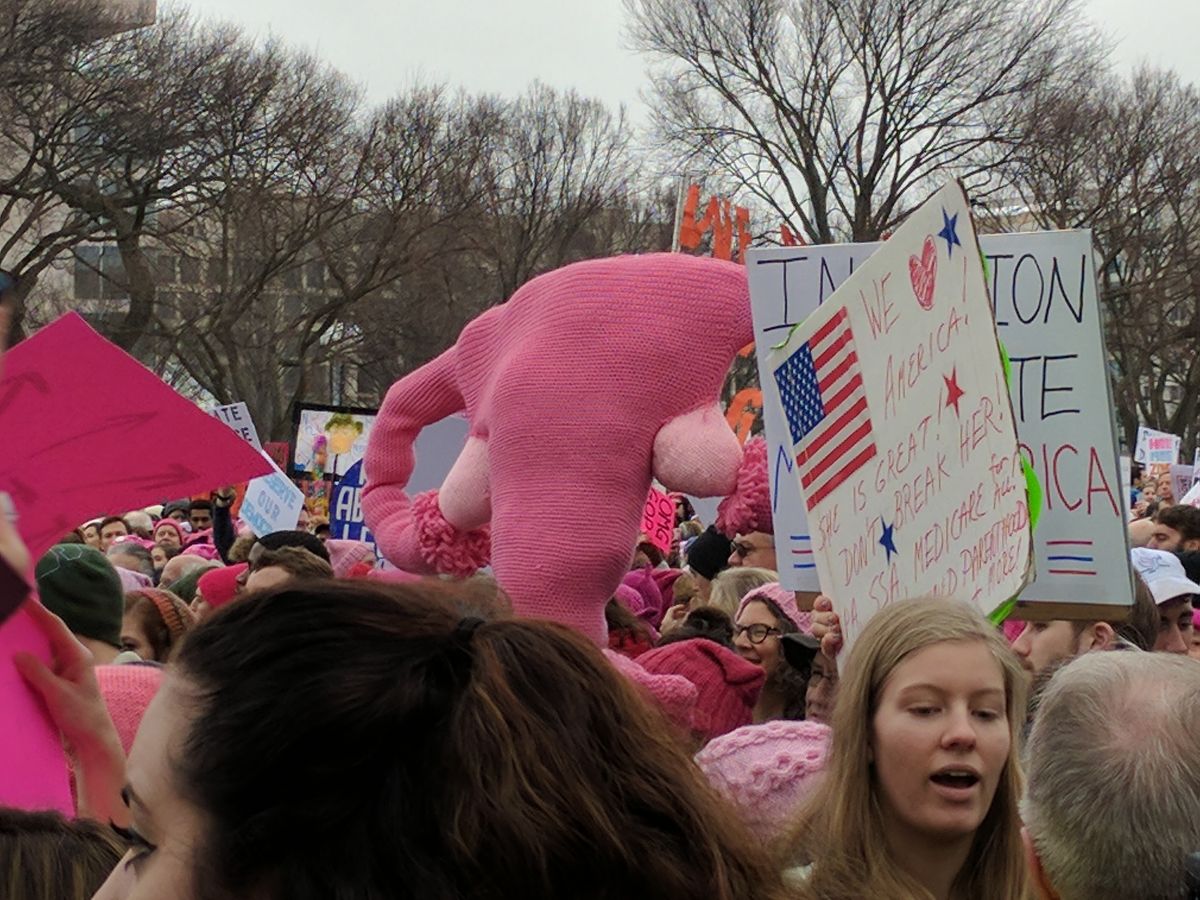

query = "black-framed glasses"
(734, 623), (782, 644)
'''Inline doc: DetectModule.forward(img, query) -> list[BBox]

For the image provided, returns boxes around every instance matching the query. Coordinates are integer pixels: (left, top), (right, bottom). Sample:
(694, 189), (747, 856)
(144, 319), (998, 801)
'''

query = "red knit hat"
(603, 648), (698, 734)
(95, 664), (164, 755)
(196, 563), (247, 610)
(716, 437), (772, 537)
(637, 638), (765, 742)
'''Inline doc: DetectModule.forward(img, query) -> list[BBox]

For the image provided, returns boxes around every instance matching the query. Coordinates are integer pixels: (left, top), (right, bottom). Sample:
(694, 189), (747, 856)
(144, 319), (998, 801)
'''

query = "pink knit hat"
(325, 539), (376, 578)
(737, 582), (812, 635)
(716, 437), (772, 537)
(637, 638), (765, 742)
(603, 648), (698, 735)
(620, 566), (665, 627)
(95, 664), (164, 755)
(181, 541), (221, 562)
(153, 519), (185, 544)
(695, 720), (831, 841)
(196, 563), (247, 610)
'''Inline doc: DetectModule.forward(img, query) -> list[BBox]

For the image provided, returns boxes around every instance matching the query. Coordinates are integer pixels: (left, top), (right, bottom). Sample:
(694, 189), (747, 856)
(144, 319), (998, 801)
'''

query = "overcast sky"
(171, 0), (1198, 112)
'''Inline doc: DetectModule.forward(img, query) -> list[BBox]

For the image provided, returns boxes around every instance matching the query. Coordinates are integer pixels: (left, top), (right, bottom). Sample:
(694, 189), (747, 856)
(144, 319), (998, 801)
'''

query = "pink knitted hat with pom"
(695, 719), (830, 841)
(603, 648), (698, 734)
(737, 582), (812, 635)
(95, 664), (164, 755)
(717, 437), (772, 537)
(636, 638), (765, 742)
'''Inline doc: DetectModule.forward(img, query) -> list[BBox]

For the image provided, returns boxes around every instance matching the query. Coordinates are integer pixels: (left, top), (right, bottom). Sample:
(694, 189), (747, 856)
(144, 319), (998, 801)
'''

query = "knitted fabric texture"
(686, 526), (733, 581)
(95, 664), (164, 755)
(637, 638), (765, 742)
(602, 648), (698, 734)
(716, 437), (772, 538)
(325, 539), (377, 578)
(621, 566), (665, 629)
(35, 544), (124, 647)
(153, 519), (185, 545)
(196, 564), (247, 610)
(737, 583), (813, 635)
(695, 720), (831, 842)
(363, 253), (754, 643)
(127, 588), (195, 642)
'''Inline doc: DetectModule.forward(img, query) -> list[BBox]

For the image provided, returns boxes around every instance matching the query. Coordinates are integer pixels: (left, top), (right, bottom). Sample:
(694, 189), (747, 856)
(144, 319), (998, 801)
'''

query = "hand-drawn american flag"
(773, 307), (877, 509)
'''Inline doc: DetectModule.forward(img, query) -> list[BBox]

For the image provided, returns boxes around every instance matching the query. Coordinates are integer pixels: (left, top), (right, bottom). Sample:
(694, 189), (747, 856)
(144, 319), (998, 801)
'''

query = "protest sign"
(765, 182), (1033, 655)
(640, 488), (675, 555)
(1135, 426), (1181, 466)
(292, 402), (376, 478)
(0, 313), (273, 558)
(1171, 465), (1195, 504)
(749, 230), (1131, 619)
(210, 402), (262, 450)
(748, 245), (862, 590)
(331, 459), (375, 545)
(241, 454), (305, 537)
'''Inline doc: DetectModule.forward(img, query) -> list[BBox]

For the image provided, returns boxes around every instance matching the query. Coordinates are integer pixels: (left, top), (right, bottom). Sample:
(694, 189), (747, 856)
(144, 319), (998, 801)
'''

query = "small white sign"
(210, 402), (262, 451)
(240, 454), (303, 537)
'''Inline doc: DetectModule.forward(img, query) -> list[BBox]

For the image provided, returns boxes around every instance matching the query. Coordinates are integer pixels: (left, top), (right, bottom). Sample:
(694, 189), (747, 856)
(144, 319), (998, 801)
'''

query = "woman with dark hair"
(28, 580), (787, 900)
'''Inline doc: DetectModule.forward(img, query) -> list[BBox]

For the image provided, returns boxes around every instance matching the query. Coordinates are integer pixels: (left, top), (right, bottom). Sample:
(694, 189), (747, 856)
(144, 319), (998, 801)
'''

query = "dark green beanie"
(34, 544), (124, 648)
(166, 566), (205, 603)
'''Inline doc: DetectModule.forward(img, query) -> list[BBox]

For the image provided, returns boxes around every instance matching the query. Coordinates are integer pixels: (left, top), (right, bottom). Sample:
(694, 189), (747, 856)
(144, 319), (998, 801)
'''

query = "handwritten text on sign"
(210, 402), (262, 450)
(748, 229), (1129, 612)
(240, 454), (304, 537)
(1135, 426), (1181, 466)
(640, 488), (675, 556)
(765, 183), (1033, 656)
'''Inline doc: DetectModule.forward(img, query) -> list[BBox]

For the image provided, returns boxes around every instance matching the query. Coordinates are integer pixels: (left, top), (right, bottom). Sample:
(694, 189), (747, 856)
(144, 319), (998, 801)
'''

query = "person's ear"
(1184, 538), (1200, 552)
(1084, 621), (1116, 652)
(1022, 827), (1060, 899)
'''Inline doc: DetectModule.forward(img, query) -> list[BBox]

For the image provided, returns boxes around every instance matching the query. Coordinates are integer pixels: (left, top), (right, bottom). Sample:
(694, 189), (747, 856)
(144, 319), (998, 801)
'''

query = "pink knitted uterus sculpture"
(362, 253), (754, 642)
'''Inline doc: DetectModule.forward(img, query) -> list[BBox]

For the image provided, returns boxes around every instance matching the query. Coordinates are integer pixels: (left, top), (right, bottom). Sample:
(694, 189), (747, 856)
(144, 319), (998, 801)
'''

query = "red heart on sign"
(909, 235), (937, 311)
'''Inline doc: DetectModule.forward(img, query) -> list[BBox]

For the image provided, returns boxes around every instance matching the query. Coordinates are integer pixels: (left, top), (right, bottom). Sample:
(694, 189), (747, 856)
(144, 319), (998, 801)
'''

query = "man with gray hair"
(1022, 651), (1200, 899)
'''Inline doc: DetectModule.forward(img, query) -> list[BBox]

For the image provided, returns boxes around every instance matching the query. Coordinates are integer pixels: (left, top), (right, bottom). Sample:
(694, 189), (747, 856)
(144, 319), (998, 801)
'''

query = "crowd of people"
(2, 430), (1200, 900)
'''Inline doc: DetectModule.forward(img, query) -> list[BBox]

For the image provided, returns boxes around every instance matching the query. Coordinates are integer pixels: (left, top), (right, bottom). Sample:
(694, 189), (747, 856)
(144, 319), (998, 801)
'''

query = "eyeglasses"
(734, 623), (782, 644)
(731, 540), (765, 559)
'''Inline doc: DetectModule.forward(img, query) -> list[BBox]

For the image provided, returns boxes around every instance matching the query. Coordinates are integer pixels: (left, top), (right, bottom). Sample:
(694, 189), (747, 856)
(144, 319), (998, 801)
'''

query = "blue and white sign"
(241, 453), (304, 537)
(331, 459), (373, 544)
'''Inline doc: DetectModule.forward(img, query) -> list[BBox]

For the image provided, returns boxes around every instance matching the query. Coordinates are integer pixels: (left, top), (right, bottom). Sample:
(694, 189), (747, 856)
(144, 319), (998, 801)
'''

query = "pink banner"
(0, 313), (272, 558)
(0, 313), (273, 813)
(640, 488), (675, 555)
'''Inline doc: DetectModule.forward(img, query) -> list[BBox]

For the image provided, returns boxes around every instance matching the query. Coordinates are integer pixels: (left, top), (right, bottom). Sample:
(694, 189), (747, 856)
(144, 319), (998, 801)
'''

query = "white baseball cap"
(1131, 548), (1200, 605)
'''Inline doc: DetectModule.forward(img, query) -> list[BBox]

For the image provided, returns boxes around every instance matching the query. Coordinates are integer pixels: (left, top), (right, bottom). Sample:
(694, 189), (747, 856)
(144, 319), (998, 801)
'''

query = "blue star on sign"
(937, 208), (962, 258)
(879, 519), (899, 564)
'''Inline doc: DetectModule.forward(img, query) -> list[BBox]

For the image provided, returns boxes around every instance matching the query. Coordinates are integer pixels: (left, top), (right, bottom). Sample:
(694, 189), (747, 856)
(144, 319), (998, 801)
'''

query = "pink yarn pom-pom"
(411, 489), (491, 578)
(716, 437), (772, 537)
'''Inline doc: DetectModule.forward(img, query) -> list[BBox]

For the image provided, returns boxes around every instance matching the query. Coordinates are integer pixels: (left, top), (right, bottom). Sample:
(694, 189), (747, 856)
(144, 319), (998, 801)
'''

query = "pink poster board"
(0, 313), (273, 813)
(640, 488), (675, 555)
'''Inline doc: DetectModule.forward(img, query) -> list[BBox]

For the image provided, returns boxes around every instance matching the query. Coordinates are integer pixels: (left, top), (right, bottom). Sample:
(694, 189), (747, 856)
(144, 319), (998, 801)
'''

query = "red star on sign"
(944, 367), (965, 417)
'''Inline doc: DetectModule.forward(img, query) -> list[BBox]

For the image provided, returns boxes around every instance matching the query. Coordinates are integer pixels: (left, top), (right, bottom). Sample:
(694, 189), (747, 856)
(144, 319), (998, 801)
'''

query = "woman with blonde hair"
(786, 597), (1029, 900)
(706, 566), (776, 618)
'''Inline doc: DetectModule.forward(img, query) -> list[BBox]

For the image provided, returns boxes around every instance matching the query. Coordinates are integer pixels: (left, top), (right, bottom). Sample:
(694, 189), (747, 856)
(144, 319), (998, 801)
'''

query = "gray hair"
(122, 510), (155, 538)
(706, 566), (777, 618)
(107, 541), (154, 578)
(1023, 651), (1200, 900)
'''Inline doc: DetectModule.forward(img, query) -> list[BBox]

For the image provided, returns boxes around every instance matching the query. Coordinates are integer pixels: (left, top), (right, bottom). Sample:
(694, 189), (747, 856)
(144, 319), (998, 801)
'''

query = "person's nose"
(1164, 624), (1188, 654)
(940, 706), (978, 750)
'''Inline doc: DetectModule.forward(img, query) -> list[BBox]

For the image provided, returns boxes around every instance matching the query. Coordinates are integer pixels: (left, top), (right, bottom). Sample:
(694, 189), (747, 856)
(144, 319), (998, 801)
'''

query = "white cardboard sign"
(749, 229), (1132, 616)
(240, 453), (304, 537)
(1135, 426), (1180, 466)
(764, 183), (1033, 655)
(210, 402), (262, 451)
